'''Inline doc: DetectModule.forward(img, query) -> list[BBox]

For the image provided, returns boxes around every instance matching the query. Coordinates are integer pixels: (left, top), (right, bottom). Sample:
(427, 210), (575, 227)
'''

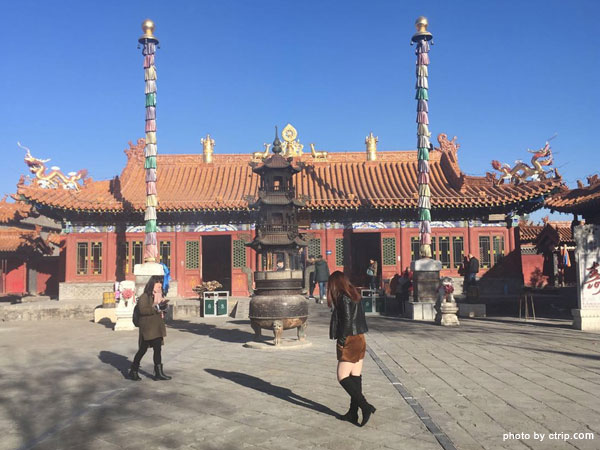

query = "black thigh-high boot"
(355, 375), (376, 426)
(340, 376), (376, 426)
(338, 377), (359, 425)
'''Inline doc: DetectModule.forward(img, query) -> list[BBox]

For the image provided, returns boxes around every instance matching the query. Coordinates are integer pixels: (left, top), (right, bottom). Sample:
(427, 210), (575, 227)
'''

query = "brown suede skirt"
(336, 334), (366, 363)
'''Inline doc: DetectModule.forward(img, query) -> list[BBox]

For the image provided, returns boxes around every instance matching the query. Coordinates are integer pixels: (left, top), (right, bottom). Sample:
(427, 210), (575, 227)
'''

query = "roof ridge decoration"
(201, 134), (215, 163)
(491, 138), (557, 185)
(309, 143), (328, 161)
(281, 123), (304, 157)
(18, 142), (88, 191)
(436, 133), (466, 191)
(366, 132), (378, 161)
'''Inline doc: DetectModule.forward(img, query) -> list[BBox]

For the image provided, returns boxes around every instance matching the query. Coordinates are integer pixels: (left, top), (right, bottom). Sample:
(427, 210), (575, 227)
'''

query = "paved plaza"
(1, 303), (599, 450)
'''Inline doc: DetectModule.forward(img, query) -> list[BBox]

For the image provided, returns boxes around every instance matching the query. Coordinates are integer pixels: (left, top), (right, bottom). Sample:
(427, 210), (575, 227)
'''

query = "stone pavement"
(0, 302), (599, 450)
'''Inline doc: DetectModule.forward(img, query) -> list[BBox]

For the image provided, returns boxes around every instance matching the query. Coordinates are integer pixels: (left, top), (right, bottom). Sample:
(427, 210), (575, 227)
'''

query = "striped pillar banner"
(413, 22), (433, 259)
(139, 23), (159, 263)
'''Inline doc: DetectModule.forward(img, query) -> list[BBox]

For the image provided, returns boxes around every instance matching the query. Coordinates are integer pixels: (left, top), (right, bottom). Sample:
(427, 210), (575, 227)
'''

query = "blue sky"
(1, 0), (598, 222)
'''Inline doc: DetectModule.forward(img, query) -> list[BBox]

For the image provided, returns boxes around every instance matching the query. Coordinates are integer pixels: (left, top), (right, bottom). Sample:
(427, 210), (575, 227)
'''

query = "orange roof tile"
(546, 174), (600, 214)
(0, 227), (36, 252)
(17, 139), (563, 214)
(518, 224), (544, 242)
(0, 197), (31, 223)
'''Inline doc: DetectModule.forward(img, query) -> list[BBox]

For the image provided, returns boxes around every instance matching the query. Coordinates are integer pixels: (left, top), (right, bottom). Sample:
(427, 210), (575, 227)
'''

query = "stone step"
(234, 297), (250, 319)
(0, 302), (97, 321)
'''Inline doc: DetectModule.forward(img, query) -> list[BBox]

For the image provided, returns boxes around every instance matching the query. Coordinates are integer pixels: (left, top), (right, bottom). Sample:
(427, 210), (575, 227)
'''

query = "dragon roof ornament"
(491, 138), (556, 185)
(18, 142), (88, 190)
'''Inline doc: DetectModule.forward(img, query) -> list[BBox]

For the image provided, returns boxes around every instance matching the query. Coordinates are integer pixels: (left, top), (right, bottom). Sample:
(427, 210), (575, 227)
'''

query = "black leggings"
(133, 337), (163, 366)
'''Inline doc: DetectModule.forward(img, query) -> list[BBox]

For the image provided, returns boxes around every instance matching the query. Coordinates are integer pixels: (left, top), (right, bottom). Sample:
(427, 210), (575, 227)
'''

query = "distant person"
(327, 270), (376, 426)
(394, 268), (412, 313)
(275, 260), (285, 271)
(128, 275), (171, 381)
(460, 255), (469, 290)
(304, 255), (316, 300)
(314, 255), (330, 304)
(467, 253), (479, 285)
(366, 259), (378, 291)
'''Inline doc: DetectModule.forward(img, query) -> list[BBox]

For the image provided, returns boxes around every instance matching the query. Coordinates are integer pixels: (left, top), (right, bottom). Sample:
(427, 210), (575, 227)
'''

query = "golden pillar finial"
(365, 132), (378, 161)
(139, 19), (159, 44)
(411, 16), (433, 43)
(201, 134), (215, 163)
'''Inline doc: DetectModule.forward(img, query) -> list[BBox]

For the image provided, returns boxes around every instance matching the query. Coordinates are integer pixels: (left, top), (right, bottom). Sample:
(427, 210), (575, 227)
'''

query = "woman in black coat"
(328, 270), (376, 426)
(128, 276), (171, 381)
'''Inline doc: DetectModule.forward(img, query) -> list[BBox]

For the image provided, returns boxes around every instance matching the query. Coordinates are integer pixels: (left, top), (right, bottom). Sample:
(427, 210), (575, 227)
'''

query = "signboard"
(574, 224), (600, 309)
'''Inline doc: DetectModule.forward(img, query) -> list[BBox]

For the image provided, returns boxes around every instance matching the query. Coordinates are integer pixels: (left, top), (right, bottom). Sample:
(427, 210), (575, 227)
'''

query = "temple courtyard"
(1, 302), (599, 450)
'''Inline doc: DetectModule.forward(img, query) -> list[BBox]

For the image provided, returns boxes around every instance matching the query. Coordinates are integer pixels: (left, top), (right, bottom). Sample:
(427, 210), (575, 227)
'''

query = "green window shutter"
(335, 238), (344, 266)
(308, 238), (321, 258)
(232, 239), (247, 268)
(382, 237), (396, 266)
(185, 241), (199, 270)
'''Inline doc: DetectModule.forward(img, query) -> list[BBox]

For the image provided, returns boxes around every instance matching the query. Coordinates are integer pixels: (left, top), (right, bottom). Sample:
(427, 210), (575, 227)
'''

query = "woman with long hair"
(128, 275), (171, 381)
(328, 270), (376, 426)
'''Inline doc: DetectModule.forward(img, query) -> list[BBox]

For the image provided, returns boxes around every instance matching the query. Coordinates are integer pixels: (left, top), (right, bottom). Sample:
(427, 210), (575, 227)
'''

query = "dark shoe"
(128, 364), (141, 381)
(154, 364), (172, 381)
(355, 375), (376, 426)
(339, 400), (359, 424)
(360, 402), (376, 427)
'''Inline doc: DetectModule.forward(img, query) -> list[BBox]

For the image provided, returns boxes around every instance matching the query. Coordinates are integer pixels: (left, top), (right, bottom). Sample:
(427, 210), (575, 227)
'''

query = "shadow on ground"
(98, 350), (153, 379)
(168, 320), (258, 344)
(205, 368), (340, 418)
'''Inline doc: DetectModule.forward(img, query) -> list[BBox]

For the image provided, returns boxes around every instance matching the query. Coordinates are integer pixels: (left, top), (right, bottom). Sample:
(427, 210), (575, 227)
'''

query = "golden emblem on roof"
(280, 123), (303, 157)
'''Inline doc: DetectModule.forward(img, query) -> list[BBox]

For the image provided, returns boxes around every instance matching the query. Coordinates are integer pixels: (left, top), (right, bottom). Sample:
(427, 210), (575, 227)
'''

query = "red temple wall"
(62, 223), (518, 297)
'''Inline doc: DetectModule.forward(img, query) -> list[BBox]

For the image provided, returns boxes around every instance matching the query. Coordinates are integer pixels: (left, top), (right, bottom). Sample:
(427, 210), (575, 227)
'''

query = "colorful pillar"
(412, 16), (433, 259)
(139, 20), (159, 263)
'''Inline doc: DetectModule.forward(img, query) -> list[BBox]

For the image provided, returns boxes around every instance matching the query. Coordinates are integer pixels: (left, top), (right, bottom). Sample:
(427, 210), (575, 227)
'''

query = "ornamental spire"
(412, 16), (433, 259)
(140, 19), (159, 262)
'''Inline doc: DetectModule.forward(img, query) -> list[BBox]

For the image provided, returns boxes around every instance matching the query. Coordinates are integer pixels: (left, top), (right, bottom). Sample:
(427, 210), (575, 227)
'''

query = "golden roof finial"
(411, 16), (433, 43)
(366, 132), (378, 161)
(139, 19), (159, 44)
(201, 134), (215, 164)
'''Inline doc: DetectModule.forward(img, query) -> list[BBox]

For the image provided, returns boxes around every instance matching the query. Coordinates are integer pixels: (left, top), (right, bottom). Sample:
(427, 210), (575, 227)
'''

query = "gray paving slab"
(0, 303), (599, 449)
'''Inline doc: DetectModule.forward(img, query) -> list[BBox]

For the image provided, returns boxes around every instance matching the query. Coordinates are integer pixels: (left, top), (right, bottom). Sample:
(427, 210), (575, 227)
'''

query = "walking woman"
(128, 275), (171, 381)
(328, 270), (376, 426)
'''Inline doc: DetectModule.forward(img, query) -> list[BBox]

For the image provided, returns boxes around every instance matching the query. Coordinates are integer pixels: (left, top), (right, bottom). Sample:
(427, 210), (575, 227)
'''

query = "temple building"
(0, 196), (61, 295)
(12, 126), (563, 300)
(518, 219), (576, 287)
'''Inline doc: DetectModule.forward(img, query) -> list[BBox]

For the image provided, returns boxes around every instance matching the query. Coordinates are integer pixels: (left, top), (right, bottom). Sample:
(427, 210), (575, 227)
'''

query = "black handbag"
(132, 304), (140, 327)
(329, 308), (338, 340)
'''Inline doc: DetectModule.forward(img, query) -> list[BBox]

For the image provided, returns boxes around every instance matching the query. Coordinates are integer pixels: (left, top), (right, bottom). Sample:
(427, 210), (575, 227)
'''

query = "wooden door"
(183, 238), (201, 297)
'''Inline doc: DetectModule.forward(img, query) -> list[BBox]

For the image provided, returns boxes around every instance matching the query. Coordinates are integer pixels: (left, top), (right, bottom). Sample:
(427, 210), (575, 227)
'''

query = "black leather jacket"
(329, 295), (368, 340)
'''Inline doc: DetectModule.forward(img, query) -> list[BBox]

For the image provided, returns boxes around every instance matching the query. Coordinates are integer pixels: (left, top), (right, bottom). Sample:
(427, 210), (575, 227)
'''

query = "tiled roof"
(0, 227), (36, 252)
(546, 174), (600, 214)
(17, 138), (563, 214)
(518, 224), (544, 243)
(0, 226), (60, 253)
(519, 222), (574, 247)
(0, 197), (31, 223)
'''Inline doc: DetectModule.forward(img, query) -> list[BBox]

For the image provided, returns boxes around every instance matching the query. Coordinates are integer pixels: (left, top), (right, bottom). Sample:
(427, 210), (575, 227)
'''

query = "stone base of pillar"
(133, 263), (164, 296)
(406, 301), (436, 321)
(435, 301), (460, 326)
(572, 309), (600, 331)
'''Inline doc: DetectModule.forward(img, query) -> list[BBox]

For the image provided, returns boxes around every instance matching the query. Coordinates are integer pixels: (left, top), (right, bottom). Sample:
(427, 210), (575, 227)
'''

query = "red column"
(65, 234), (76, 282)
(467, 223), (478, 256)
(106, 231), (116, 282)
